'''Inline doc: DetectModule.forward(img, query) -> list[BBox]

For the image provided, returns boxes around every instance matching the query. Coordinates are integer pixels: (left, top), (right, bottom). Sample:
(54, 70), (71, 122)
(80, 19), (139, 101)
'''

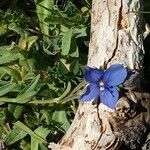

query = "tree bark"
(49, 0), (150, 149)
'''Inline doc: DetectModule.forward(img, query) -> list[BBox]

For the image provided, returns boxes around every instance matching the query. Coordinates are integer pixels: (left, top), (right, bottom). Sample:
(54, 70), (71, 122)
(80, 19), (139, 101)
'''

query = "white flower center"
(99, 80), (105, 91)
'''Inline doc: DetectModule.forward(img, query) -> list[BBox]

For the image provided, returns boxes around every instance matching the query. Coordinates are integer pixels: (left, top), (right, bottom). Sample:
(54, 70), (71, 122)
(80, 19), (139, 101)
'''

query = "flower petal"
(79, 84), (100, 102)
(103, 64), (127, 86)
(84, 66), (103, 83)
(99, 86), (119, 109)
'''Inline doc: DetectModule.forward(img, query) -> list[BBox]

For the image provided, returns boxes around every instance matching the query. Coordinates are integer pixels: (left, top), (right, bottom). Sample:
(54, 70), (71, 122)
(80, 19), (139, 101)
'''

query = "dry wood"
(49, 0), (150, 149)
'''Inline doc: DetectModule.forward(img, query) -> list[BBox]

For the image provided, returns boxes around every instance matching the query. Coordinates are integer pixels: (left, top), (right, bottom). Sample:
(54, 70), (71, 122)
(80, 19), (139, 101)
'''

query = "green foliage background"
(0, 0), (91, 149)
(0, 0), (149, 149)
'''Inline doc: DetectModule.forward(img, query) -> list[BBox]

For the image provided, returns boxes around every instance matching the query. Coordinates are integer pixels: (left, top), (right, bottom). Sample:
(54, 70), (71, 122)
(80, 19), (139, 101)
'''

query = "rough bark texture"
(88, 0), (143, 69)
(49, 0), (150, 149)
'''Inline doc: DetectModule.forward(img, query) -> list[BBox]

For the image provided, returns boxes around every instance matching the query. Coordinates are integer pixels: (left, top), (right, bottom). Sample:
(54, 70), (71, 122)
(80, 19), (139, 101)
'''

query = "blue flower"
(80, 64), (127, 109)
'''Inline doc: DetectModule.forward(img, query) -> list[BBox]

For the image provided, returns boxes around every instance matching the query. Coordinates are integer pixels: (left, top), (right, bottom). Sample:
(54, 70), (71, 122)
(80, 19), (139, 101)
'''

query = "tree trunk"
(49, 0), (150, 149)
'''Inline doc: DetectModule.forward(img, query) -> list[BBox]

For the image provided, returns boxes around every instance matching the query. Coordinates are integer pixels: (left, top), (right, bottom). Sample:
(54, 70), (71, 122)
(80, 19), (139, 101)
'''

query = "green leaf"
(45, 16), (64, 25)
(8, 103), (16, 113)
(31, 126), (50, 150)
(13, 105), (24, 119)
(31, 139), (38, 150)
(15, 75), (40, 103)
(5, 127), (27, 145)
(58, 61), (69, 75)
(20, 140), (31, 150)
(35, 0), (54, 42)
(69, 37), (79, 57)
(0, 23), (7, 36)
(70, 60), (79, 75)
(39, 144), (48, 150)
(25, 74), (40, 92)
(0, 83), (16, 96)
(14, 121), (47, 144)
(28, 36), (38, 49)
(16, 91), (37, 103)
(0, 51), (24, 65)
(19, 59), (36, 72)
(8, 23), (25, 36)
(19, 36), (38, 51)
(52, 110), (70, 132)
(54, 81), (71, 101)
(34, 126), (50, 139)
(75, 27), (87, 38)
(0, 66), (21, 80)
(19, 75), (40, 95)
(61, 29), (73, 55)
(8, 104), (24, 119)
(0, 45), (14, 55)
(0, 111), (5, 123)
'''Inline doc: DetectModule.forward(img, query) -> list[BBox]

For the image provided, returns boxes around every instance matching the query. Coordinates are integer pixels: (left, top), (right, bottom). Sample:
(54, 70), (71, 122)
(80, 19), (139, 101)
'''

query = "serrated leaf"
(0, 83), (16, 96)
(5, 127), (27, 145)
(61, 29), (73, 55)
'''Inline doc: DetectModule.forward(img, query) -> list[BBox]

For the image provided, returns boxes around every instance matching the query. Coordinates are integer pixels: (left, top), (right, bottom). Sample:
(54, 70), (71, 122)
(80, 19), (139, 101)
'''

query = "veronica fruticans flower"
(80, 64), (127, 109)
